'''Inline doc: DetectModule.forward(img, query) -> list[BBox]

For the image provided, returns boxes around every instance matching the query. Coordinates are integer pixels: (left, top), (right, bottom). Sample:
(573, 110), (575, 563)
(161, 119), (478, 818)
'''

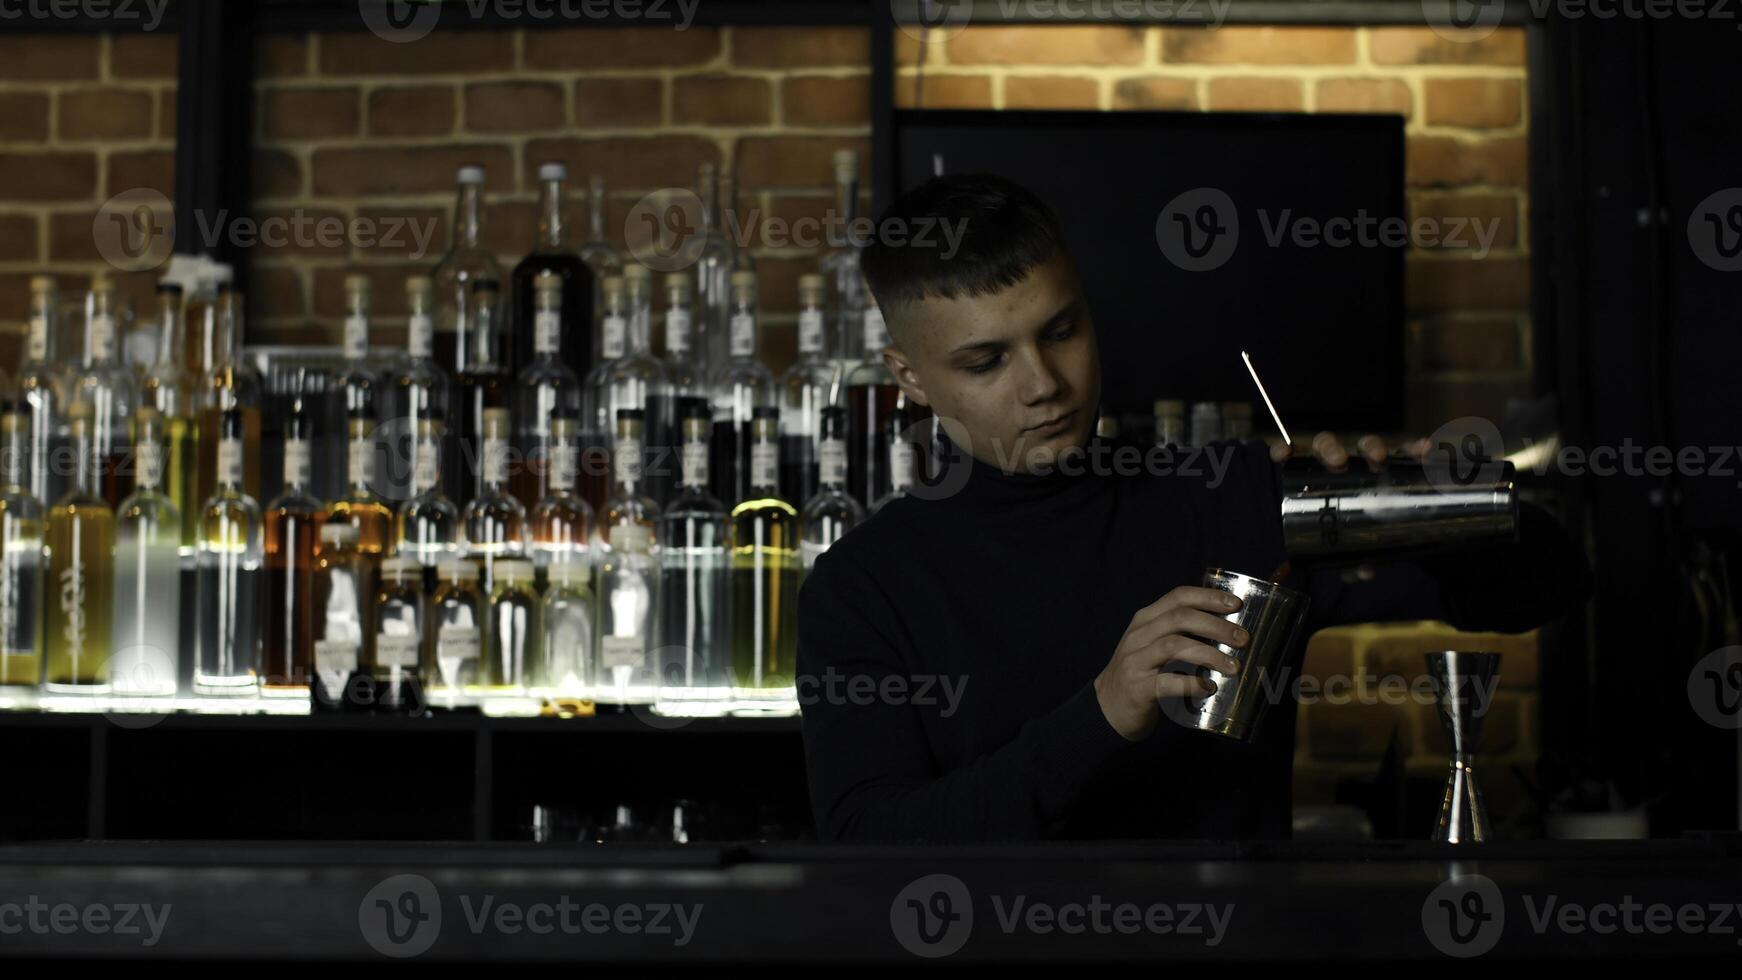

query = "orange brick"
(368, 86), (456, 138)
(1407, 136), (1527, 188)
(47, 211), (102, 263)
(522, 136), (721, 193)
(1316, 78), (1412, 114)
(258, 35), (309, 78)
(1112, 77), (1198, 111)
(1369, 27), (1526, 67)
(1409, 193), (1518, 251)
(244, 207), (352, 261)
(1424, 79), (1522, 129)
(525, 27), (721, 70)
(948, 25), (1145, 66)
(1410, 317), (1524, 373)
(248, 265), (307, 321)
(0, 214), (39, 263)
(733, 26), (868, 68)
(481, 200), (538, 257)
(0, 93), (51, 142)
(353, 207), (447, 262)
(574, 78), (664, 127)
(58, 88), (155, 141)
(672, 75), (773, 126)
(314, 145), (514, 197)
(262, 88), (361, 140)
(735, 136), (871, 189)
(1163, 26), (1356, 65)
(110, 151), (173, 199)
(1207, 77), (1303, 112)
(111, 34), (178, 78)
(465, 82), (567, 133)
(1005, 76), (1099, 110)
(320, 31), (514, 76)
(0, 35), (99, 80)
(254, 150), (304, 199)
(1406, 256), (1530, 312)
(782, 76), (870, 127)
(895, 74), (992, 109)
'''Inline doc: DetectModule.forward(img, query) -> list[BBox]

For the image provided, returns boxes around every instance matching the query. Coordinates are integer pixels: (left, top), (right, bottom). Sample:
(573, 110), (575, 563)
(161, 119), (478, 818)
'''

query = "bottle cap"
(1154, 399), (1185, 416)
(345, 274), (371, 297)
(535, 270), (563, 297)
(457, 166), (486, 186)
(320, 523), (360, 546)
(623, 263), (651, 286)
(547, 561), (590, 587)
(602, 276), (625, 300)
(798, 273), (824, 296)
(608, 524), (651, 554)
(380, 557), (420, 580)
(730, 271), (757, 291)
(439, 559), (480, 582)
(496, 559), (535, 585)
(537, 162), (568, 183)
(833, 149), (859, 180)
(29, 276), (57, 295)
(89, 272), (113, 293)
(664, 273), (694, 300)
(406, 275), (432, 296)
(483, 408), (510, 438)
(1222, 402), (1253, 419)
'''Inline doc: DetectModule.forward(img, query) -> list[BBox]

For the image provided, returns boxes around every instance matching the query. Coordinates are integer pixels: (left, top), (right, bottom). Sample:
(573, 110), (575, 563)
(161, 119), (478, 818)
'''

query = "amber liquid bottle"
(327, 414), (391, 648)
(262, 410), (323, 697)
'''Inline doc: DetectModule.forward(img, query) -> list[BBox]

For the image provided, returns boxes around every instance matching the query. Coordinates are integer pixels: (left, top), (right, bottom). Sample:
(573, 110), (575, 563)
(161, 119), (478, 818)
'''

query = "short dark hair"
(861, 172), (1068, 321)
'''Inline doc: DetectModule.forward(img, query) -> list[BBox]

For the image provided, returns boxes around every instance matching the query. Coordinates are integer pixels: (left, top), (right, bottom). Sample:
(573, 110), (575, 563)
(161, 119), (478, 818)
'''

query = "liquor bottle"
(42, 404), (114, 695)
(512, 162), (595, 381)
(261, 406), (323, 698)
(338, 274), (380, 421)
(195, 286), (264, 525)
(393, 415), (462, 580)
(800, 406), (866, 571)
(605, 265), (673, 504)
(328, 413), (393, 562)
(140, 282), (198, 556)
(872, 400), (920, 515)
(181, 259), (225, 378)
(112, 407), (181, 698)
(820, 149), (865, 371)
(729, 408), (800, 715)
(373, 556), (426, 709)
(596, 522), (656, 710)
(651, 273), (710, 510)
(75, 275), (139, 511)
(601, 408), (660, 549)
(1153, 399), (1186, 449)
(513, 271), (583, 510)
(580, 275), (628, 514)
(0, 413), (45, 691)
(655, 407), (730, 716)
(385, 275), (451, 508)
(461, 407), (527, 602)
(194, 410), (262, 697)
(578, 174), (624, 325)
(484, 557), (536, 699)
(529, 414), (593, 570)
(846, 284), (898, 510)
(19, 275), (72, 510)
(694, 163), (743, 372)
(311, 521), (366, 706)
(537, 560), (592, 701)
(454, 279), (509, 510)
(433, 165), (504, 384)
(709, 271), (774, 507)
(425, 559), (483, 708)
(780, 273), (837, 507)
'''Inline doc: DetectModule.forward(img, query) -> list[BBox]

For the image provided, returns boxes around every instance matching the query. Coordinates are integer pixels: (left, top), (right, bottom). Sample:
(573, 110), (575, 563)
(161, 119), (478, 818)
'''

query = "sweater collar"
(927, 423), (1112, 512)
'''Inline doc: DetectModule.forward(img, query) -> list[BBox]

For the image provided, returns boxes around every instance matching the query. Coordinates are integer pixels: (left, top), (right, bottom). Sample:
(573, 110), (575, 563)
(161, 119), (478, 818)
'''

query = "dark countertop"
(1, 838), (1739, 961)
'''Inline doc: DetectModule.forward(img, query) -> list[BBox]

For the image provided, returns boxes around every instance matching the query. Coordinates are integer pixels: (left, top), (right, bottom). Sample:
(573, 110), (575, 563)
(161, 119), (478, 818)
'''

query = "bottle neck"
(216, 433), (244, 493)
(1, 430), (25, 491)
(613, 429), (643, 493)
(749, 433), (779, 496)
(832, 172), (859, 247)
(73, 427), (98, 497)
(347, 430), (374, 492)
(588, 180), (608, 242)
(538, 179), (567, 249)
(27, 296), (55, 364)
(85, 298), (116, 367)
(283, 433), (311, 494)
(729, 301), (758, 361)
(455, 185), (484, 249)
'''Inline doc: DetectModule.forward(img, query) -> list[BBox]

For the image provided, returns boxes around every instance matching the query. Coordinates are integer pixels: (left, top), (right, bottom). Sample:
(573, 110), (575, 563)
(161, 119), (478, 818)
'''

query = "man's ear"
(884, 346), (931, 409)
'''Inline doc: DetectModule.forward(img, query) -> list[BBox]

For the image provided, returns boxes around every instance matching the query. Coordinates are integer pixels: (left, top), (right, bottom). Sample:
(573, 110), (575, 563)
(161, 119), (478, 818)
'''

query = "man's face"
(882, 253), (1100, 475)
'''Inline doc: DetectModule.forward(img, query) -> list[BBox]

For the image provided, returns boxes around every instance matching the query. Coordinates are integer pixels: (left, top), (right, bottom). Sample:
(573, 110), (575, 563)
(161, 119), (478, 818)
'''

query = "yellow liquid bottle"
(729, 409), (799, 715)
(43, 410), (115, 695)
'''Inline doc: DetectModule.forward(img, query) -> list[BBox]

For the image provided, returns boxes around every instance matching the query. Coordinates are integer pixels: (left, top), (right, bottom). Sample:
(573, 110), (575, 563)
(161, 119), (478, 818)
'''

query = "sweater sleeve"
(796, 544), (1135, 844)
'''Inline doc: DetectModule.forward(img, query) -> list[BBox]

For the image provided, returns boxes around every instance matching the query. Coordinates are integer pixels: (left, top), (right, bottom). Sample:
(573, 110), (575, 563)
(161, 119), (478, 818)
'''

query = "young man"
(795, 173), (1586, 843)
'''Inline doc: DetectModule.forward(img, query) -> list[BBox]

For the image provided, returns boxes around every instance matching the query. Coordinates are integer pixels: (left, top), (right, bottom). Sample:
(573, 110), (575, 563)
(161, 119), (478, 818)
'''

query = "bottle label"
(602, 315), (627, 359)
(614, 437), (642, 486)
(484, 437), (508, 488)
(376, 634), (420, 669)
(59, 564), (86, 658)
(27, 313), (48, 362)
(862, 306), (888, 353)
(665, 309), (691, 355)
(600, 634), (644, 671)
(730, 313), (755, 358)
(136, 442), (163, 491)
(437, 626), (480, 664)
(218, 438), (243, 487)
(284, 438), (311, 490)
(408, 313), (434, 359)
(548, 444), (577, 492)
(819, 438), (847, 488)
(535, 310), (562, 355)
(798, 310), (825, 354)
(314, 640), (358, 697)
(413, 440), (439, 494)
(90, 314), (116, 362)
(890, 441), (915, 492)
(344, 315), (368, 359)
(348, 438), (375, 488)
(682, 442), (708, 489)
(751, 442), (778, 491)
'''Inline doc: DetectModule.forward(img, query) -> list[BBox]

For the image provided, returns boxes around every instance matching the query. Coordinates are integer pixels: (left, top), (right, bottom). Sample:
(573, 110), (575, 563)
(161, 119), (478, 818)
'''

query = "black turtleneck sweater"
(795, 433), (1587, 843)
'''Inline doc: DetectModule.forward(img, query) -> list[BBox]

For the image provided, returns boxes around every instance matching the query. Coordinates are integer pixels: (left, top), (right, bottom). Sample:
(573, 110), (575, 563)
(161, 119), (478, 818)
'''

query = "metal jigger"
(1427, 651), (1502, 843)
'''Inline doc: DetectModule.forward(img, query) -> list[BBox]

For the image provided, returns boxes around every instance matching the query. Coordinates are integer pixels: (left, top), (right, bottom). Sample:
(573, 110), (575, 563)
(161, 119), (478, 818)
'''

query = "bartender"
(795, 172), (1589, 843)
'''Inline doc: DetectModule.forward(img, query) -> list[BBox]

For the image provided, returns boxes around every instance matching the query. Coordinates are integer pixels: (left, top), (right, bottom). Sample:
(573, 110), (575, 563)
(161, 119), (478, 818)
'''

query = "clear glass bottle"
(596, 522), (656, 710)
(393, 415), (462, 579)
(311, 521), (366, 705)
(194, 409), (262, 697)
(262, 406), (323, 698)
(483, 557), (536, 701)
(196, 286), (264, 522)
(1153, 399), (1186, 449)
(328, 412), (392, 559)
(513, 162), (595, 382)
(76, 274), (140, 512)
(846, 282), (899, 511)
(579, 174), (624, 325)
(0, 413), (45, 692)
(821, 150), (865, 372)
(606, 264), (673, 505)
(694, 163), (742, 372)
(19, 275), (72, 511)
(385, 275), (451, 508)
(781, 273), (837, 507)
(872, 400), (920, 515)
(373, 556), (425, 707)
(652, 273), (710, 511)
(112, 407), (181, 698)
(338, 274), (380, 422)
(537, 560), (593, 702)
(461, 407), (527, 601)
(433, 165), (504, 385)
(709, 271), (774, 507)
(529, 414), (593, 571)
(513, 271), (583, 510)
(580, 275), (628, 515)
(730, 408), (800, 715)
(801, 406), (866, 571)
(454, 279), (509, 511)
(655, 408), (730, 716)
(42, 405), (114, 696)
(601, 408), (660, 551)
(141, 282), (198, 560)
(425, 559), (483, 708)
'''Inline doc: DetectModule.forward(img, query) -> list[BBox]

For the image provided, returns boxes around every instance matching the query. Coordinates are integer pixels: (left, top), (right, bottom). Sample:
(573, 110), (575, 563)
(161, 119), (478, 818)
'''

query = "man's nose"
(1015, 346), (1066, 404)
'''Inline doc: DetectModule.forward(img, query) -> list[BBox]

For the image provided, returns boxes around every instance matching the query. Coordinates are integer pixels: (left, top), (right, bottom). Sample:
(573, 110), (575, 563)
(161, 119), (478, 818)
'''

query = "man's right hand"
(1093, 586), (1249, 742)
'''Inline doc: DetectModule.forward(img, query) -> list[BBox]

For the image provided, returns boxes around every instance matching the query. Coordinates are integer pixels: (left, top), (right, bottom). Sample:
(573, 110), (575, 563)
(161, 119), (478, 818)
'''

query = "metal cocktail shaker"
(1280, 456), (1519, 564)
(1170, 568), (1312, 743)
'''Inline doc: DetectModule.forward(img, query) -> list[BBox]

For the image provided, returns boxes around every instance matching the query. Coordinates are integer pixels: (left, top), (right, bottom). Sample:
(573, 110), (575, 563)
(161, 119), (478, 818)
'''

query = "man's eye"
(1047, 323), (1076, 341)
(964, 358), (1000, 375)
